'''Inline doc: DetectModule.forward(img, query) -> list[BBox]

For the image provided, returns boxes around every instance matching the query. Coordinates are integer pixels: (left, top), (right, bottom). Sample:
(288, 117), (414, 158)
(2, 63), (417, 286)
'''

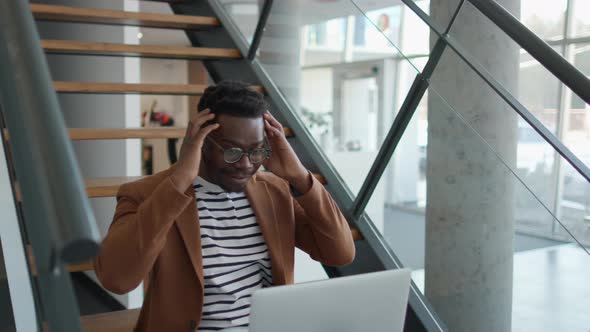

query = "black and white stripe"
(195, 177), (273, 331)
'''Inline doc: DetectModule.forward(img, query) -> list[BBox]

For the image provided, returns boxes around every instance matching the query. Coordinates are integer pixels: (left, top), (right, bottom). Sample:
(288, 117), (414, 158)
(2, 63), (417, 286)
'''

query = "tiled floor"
(411, 244), (590, 331)
(383, 207), (590, 331)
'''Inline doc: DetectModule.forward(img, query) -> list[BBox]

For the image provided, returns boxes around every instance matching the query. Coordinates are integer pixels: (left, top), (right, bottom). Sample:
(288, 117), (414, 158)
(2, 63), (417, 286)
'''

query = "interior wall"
(138, 2), (206, 175)
(141, 58), (189, 174)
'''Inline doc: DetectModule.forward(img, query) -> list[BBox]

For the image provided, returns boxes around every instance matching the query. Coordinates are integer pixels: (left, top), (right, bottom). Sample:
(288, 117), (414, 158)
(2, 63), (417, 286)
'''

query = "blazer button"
(189, 319), (197, 330)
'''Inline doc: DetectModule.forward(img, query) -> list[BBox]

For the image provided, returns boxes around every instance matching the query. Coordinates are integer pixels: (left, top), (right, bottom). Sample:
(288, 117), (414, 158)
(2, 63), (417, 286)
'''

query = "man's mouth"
(227, 173), (251, 181)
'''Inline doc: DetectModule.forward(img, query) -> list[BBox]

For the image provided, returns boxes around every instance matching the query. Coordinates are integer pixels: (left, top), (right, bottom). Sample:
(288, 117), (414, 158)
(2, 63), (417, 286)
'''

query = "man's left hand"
(263, 112), (312, 194)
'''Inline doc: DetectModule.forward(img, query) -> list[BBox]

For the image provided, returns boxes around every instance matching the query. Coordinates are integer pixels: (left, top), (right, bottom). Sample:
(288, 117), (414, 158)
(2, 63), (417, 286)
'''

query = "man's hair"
(198, 81), (267, 118)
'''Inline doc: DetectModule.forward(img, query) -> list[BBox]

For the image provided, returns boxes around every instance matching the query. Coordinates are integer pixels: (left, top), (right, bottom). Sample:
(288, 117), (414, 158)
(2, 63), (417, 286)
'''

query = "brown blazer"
(94, 166), (355, 331)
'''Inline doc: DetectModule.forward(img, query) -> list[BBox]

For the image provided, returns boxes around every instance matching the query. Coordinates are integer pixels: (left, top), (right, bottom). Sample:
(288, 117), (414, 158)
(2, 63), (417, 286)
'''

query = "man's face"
(201, 114), (265, 192)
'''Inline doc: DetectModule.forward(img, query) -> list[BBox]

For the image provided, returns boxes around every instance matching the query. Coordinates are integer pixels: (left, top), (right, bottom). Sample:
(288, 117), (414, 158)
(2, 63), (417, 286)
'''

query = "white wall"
(141, 58), (189, 174)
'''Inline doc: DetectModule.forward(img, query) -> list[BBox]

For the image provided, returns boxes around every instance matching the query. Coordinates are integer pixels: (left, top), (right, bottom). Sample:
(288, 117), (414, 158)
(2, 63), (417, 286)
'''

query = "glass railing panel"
(506, 0), (568, 41)
(352, 0), (430, 50)
(363, 91), (429, 275)
(366, 78), (590, 330)
(218, 0), (262, 45)
(354, 0), (470, 42)
(446, 0), (590, 160)
(345, 1), (431, 70)
(573, 43), (590, 76)
(571, 0), (590, 38)
(427, 42), (590, 246)
(254, 0), (433, 197)
(558, 43), (590, 243)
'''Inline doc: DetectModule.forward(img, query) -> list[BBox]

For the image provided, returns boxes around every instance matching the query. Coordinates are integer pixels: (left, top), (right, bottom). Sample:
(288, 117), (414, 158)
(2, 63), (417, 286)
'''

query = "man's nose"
(234, 153), (253, 169)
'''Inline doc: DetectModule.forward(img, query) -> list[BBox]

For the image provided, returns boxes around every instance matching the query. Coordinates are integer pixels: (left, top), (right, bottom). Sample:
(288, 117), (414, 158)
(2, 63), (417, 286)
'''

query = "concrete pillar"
(425, 1), (519, 331)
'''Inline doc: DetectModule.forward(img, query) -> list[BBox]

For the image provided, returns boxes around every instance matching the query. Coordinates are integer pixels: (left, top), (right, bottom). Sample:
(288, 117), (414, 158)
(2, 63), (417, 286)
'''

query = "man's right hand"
(169, 109), (219, 191)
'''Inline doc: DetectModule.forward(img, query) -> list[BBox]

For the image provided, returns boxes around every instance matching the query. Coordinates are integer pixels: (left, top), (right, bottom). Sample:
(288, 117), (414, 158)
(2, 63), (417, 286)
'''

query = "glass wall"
(348, 0), (590, 244)
(234, 0), (590, 250)
(220, 0), (590, 331)
(221, 0), (589, 328)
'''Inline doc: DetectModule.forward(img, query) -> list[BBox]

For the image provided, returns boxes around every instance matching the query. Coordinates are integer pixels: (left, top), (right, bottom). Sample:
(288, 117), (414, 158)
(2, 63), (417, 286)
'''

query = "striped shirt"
(195, 177), (273, 331)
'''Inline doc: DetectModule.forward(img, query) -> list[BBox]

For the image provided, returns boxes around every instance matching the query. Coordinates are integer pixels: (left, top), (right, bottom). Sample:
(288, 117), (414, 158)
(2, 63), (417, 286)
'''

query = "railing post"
(247, 0), (274, 61)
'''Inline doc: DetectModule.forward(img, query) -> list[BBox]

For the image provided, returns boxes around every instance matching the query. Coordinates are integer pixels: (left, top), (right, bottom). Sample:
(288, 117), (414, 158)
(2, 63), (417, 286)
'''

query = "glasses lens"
(250, 149), (268, 164)
(224, 148), (243, 163)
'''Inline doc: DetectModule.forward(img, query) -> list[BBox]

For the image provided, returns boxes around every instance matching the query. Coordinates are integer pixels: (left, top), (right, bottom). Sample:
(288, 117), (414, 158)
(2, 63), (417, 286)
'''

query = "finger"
(264, 112), (281, 128)
(265, 120), (283, 139)
(264, 113), (284, 135)
(188, 109), (211, 127)
(185, 121), (194, 140)
(265, 120), (279, 138)
(191, 108), (210, 120)
(193, 112), (215, 127)
(266, 112), (283, 130)
(189, 113), (215, 138)
(264, 120), (275, 138)
(194, 123), (220, 144)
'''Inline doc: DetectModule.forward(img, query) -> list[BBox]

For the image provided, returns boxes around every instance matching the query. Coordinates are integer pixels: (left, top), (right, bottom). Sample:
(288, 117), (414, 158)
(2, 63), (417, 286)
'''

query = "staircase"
(20, 2), (370, 331)
(2, 0), (586, 330)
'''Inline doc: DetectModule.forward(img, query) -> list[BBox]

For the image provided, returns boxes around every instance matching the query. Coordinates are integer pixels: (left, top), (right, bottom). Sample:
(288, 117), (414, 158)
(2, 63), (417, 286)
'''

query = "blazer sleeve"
(293, 173), (355, 267)
(93, 176), (193, 294)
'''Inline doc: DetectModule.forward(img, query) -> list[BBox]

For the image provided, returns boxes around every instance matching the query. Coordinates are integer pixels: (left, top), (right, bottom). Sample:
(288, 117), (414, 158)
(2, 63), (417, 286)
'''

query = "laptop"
(246, 268), (412, 332)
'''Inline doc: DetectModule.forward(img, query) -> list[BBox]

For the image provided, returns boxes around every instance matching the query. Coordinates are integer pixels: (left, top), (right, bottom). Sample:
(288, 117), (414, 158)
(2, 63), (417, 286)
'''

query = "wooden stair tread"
(81, 309), (140, 332)
(70, 127), (294, 140)
(31, 4), (218, 30)
(43, 40), (241, 60)
(70, 128), (186, 140)
(54, 81), (264, 95)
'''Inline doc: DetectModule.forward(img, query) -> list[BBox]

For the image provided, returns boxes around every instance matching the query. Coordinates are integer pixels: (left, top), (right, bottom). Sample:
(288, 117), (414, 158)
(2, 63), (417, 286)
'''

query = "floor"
(383, 207), (590, 332)
(410, 244), (590, 332)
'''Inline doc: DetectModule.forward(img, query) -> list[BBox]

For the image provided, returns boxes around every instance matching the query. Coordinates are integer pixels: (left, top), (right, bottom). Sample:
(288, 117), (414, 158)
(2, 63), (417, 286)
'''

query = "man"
(94, 81), (355, 331)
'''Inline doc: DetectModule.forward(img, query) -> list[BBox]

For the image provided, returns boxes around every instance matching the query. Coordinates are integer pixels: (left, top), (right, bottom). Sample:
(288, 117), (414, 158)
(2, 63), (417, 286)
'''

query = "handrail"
(247, 0), (273, 61)
(467, 0), (590, 104)
(0, 1), (100, 330)
(0, 0), (100, 265)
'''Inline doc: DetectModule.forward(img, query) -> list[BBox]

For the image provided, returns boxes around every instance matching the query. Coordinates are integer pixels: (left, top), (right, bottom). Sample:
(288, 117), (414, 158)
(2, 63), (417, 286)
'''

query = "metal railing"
(207, 0), (590, 330)
(205, 1), (450, 331)
(247, 0), (274, 61)
(350, 0), (590, 256)
(0, 1), (101, 330)
(1, 0), (576, 330)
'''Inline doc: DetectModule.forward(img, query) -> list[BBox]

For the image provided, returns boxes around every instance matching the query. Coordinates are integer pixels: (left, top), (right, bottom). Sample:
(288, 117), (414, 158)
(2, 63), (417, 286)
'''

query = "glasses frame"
(206, 136), (272, 164)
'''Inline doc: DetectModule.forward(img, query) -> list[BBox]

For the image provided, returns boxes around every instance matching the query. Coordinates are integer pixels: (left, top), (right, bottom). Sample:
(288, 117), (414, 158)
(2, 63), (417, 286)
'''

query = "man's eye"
(226, 148), (243, 156)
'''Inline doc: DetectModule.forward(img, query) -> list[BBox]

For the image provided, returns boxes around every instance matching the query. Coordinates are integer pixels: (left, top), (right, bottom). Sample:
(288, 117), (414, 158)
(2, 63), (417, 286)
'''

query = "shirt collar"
(193, 176), (225, 194)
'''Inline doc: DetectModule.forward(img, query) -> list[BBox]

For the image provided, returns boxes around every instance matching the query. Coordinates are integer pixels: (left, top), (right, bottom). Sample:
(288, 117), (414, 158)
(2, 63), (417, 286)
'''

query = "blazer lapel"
(173, 173), (285, 288)
(175, 186), (204, 287)
(246, 174), (285, 285)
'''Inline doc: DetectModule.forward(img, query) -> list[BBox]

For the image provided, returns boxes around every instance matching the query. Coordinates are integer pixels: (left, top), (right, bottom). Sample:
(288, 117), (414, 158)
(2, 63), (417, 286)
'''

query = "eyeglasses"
(206, 136), (271, 164)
